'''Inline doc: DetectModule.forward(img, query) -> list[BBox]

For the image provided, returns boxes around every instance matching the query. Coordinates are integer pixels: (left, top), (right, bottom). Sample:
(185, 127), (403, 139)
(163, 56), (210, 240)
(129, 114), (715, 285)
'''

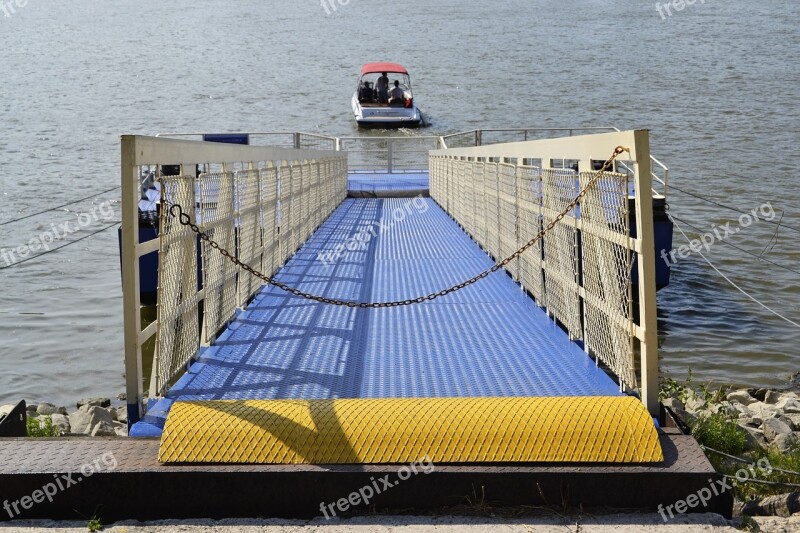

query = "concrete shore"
(0, 513), (774, 532)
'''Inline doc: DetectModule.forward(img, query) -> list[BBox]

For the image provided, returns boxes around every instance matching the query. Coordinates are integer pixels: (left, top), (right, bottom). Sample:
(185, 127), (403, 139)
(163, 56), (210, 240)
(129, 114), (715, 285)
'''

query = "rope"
(166, 146), (630, 308)
(0, 186), (121, 226)
(670, 184), (800, 235)
(670, 214), (800, 277)
(0, 222), (121, 271)
(701, 446), (800, 478)
(723, 476), (800, 489)
(672, 219), (800, 329)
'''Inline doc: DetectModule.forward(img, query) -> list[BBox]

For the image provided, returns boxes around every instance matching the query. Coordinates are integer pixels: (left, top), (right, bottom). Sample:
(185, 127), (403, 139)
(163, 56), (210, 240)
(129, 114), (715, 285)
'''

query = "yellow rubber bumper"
(158, 396), (663, 464)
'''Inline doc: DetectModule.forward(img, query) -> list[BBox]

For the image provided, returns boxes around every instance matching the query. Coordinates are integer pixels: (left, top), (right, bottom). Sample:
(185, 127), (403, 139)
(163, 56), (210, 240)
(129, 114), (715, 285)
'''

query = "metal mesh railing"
(541, 168), (582, 338)
(198, 172), (238, 343)
(236, 169), (263, 304)
(516, 165), (545, 303)
(430, 144), (639, 392)
(259, 166), (279, 279)
(155, 174), (201, 392)
(338, 136), (439, 172)
(579, 170), (634, 387)
(440, 128), (620, 149)
(145, 151), (347, 398)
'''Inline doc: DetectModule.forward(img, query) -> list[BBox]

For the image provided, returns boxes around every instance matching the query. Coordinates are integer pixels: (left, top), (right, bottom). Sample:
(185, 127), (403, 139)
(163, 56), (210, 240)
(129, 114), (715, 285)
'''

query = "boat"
(351, 62), (422, 128)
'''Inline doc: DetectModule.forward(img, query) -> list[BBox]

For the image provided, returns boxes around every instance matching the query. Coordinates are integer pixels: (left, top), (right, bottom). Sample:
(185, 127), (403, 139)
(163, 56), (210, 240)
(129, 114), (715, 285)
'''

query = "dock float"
(0, 429), (728, 522)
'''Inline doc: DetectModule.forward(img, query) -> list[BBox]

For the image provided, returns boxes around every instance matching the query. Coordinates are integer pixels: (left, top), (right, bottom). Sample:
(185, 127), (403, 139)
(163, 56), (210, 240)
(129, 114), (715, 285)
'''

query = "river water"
(0, 0), (798, 407)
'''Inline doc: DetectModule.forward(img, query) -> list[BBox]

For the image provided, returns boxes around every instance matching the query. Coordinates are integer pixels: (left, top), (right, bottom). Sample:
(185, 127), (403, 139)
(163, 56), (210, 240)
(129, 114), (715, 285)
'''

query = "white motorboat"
(352, 62), (422, 128)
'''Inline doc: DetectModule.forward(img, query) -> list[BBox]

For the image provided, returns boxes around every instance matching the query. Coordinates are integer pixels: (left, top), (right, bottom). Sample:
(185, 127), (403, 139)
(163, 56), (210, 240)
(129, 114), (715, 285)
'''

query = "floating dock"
(1, 129), (727, 522)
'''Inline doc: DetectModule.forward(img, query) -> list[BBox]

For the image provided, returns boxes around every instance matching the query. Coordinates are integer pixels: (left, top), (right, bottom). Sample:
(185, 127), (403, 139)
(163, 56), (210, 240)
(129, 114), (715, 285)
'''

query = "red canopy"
(361, 62), (408, 75)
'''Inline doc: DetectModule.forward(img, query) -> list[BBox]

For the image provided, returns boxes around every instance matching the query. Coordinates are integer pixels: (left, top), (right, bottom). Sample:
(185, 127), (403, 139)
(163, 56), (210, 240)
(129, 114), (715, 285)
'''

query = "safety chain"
(164, 146), (629, 308)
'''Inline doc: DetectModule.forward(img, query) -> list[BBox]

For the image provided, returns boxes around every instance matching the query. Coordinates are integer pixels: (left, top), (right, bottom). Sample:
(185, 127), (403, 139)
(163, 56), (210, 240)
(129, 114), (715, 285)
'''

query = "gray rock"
(685, 397), (707, 414)
(69, 405), (114, 435)
(36, 402), (57, 416)
(751, 388), (769, 402)
(787, 414), (800, 429)
(108, 408), (119, 422)
(777, 398), (800, 414)
(717, 403), (740, 418)
(763, 418), (793, 440)
(77, 397), (111, 409)
(25, 404), (37, 413)
(730, 401), (754, 418)
(727, 389), (756, 405)
(739, 417), (760, 427)
(765, 390), (783, 404)
(113, 421), (128, 437)
(49, 414), (71, 435)
(115, 407), (128, 424)
(772, 433), (798, 454)
(56, 406), (67, 415)
(0, 404), (14, 418)
(91, 421), (117, 437)
(770, 413), (797, 430)
(741, 426), (767, 451)
(739, 491), (800, 517)
(749, 401), (776, 420)
(117, 393), (126, 401)
(662, 397), (685, 413)
(68, 405), (92, 434)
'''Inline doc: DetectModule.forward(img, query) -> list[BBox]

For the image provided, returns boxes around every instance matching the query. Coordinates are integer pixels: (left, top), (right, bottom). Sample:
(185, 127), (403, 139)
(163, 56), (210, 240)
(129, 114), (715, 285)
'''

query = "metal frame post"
(633, 130), (659, 415)
(121, 136), (144, 427)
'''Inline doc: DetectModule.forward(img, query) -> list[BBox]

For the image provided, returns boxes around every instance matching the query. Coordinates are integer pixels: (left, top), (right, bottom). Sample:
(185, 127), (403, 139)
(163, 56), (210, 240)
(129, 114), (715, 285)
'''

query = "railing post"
(475, 130), (482, 147)
(633, 130), (659, 415)
(293, 132), (301, 149)
(121, 136), (144, 427)
(387, 139), (393, 173)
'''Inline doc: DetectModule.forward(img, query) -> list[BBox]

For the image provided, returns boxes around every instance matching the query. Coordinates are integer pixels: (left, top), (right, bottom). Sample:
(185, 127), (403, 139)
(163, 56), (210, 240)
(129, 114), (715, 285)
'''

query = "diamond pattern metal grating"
(159, 396), (663, 464)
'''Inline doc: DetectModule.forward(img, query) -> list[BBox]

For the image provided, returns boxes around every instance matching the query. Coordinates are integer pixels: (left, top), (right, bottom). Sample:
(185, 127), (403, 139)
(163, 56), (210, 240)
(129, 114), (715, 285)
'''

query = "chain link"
(164, 146), (629, 308)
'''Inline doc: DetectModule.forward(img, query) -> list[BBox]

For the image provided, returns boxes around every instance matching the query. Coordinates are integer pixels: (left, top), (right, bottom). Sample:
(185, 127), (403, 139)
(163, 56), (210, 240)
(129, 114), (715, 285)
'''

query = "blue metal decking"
(132, 194), (620, 437)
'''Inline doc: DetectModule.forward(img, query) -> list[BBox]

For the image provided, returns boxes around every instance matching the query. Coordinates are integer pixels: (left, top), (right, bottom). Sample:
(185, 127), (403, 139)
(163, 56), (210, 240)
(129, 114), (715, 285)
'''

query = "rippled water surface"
(0, 0), (798, 406)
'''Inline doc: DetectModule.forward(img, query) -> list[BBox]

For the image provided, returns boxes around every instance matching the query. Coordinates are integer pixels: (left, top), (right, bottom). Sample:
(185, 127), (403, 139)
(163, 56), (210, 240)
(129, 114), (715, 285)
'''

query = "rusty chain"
(163, 146), (629, 308)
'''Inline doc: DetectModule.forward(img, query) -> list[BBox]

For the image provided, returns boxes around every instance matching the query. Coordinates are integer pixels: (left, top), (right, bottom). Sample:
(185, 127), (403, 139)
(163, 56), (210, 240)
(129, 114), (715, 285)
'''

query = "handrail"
(440, 127), (620, 143)
(154, 128), (668, 192)
(430, 130), (660, 415)
(121, 135), (347, 427)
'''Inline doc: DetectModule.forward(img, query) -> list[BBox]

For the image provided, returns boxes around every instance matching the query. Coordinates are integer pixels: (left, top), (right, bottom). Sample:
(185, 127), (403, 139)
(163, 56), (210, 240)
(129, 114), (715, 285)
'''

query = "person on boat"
(358, 81), (374, 102)
(388, 80), (405, 104)
(375, 72), (389, 103)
